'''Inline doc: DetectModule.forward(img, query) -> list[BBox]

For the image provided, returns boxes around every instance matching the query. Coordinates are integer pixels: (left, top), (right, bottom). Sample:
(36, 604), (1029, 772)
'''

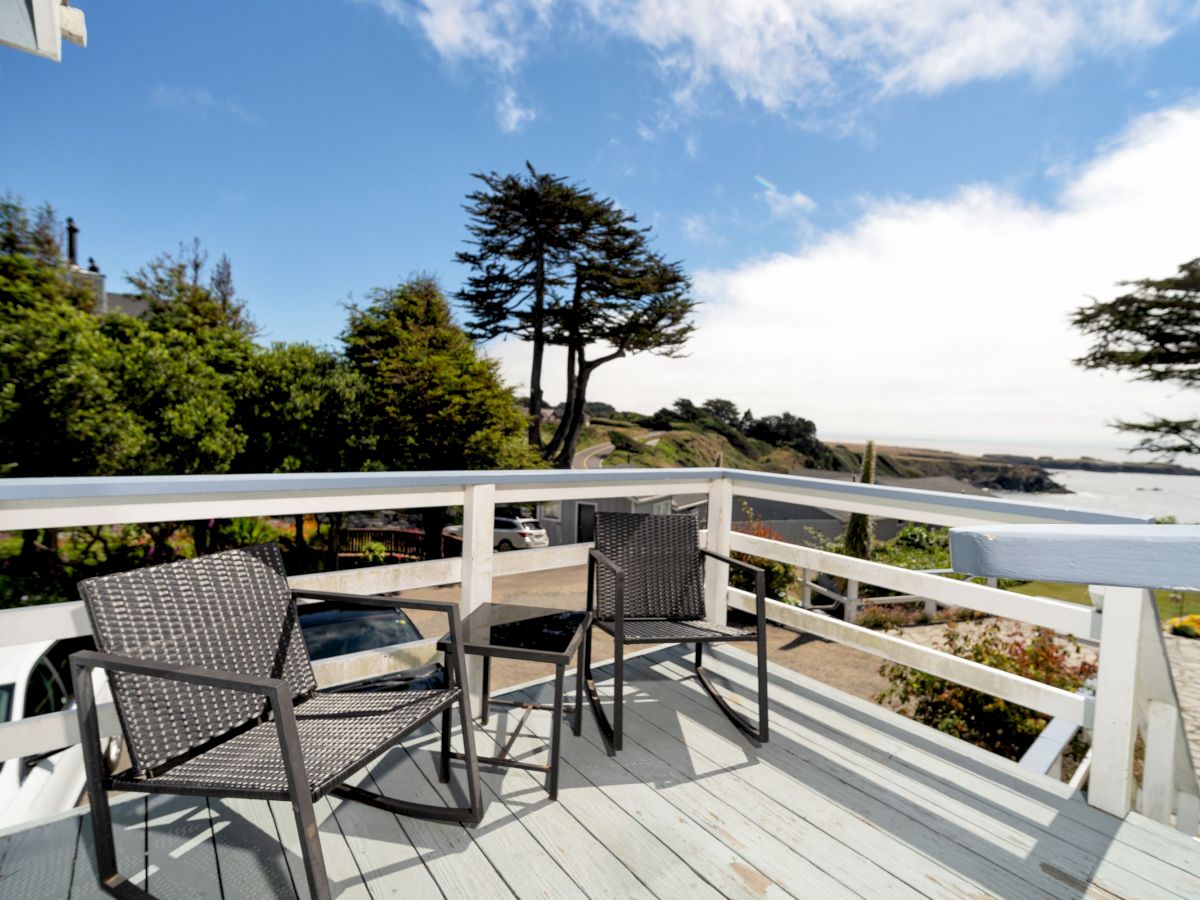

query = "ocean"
(995, 469), (1200, 523)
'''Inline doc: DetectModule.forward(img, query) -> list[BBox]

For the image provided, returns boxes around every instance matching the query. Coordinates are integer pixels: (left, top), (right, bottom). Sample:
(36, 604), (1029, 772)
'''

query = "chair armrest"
(68, 650), (309, 796)
(700, 547), (762, 576)
(69, 649), (287, 696)
(699, 548), (766, 622)
(588, 548), (623, 576)
(587, 548), (626, 629)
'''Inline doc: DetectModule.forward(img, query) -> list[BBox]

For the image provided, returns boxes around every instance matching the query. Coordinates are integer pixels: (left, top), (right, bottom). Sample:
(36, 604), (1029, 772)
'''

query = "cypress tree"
(843, 440), (877, 560)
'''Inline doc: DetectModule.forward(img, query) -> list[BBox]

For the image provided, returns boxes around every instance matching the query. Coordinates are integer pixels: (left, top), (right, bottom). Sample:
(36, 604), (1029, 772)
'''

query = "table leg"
(480, 655), (491, 726)
(440, 649), (453, 783)
(548, 663), (565, 800)
(574, 637), (584, 736)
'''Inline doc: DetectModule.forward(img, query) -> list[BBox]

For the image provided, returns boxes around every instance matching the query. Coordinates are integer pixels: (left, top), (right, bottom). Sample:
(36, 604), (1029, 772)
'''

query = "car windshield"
(0, 683), (12, 724)
(298, 605), (423, 660)
(517, 519), (543, 530)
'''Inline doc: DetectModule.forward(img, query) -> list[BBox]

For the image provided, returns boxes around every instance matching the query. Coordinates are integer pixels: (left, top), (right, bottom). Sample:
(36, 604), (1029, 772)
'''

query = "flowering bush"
(877, 621), (1096, 760)
(1167, 614), (1200, 638)
(731, 502), (797, 600)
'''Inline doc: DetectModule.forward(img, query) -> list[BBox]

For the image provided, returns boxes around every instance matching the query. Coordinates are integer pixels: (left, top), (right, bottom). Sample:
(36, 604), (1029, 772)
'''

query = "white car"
(0, 638), (119, 829)
(443, 516), (551, 551)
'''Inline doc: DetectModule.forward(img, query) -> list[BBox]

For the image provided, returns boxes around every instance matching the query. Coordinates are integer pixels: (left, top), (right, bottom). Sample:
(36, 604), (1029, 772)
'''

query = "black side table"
(437, 603), (590, 800)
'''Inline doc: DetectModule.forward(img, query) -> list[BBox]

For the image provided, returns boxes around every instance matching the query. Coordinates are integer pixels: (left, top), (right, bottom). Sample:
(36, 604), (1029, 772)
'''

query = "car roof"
(0, 641), (56, 683)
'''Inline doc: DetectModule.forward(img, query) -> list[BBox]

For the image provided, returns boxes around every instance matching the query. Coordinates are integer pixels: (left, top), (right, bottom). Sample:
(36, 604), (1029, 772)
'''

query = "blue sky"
(4, 1), (1200, 454)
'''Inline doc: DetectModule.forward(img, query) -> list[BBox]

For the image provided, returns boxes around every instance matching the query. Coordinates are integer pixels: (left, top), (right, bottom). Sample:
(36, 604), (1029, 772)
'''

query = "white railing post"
(461, 483), (495, 709)
(1088, 585), (1148, 818)
(845, 580), (860, 623)
(1144, 700), (1180, 824)
(705, 476), (733, 625)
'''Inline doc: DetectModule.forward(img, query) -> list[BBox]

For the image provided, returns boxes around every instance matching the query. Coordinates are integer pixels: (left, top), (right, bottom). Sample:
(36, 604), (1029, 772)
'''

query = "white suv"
(443, 516), (550, 551)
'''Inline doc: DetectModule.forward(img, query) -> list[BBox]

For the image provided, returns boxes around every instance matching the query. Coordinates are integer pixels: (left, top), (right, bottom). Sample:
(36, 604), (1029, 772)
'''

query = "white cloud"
(367, 1), (1191, 117)
(489, 102), (1200, 451)
(495, 86), (536, 131)
(587, 0), (1185, 111)
(681, 213), (723, 245)
(150, 86), (259, 124)
(360, 0), (552, 72)
(764, 188), (817, 218)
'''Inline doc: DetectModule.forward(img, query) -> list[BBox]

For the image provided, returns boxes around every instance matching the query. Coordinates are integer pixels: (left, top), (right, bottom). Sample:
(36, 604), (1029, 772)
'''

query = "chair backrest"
(77, 544), (315, 774)
(593, 512), (704, 621)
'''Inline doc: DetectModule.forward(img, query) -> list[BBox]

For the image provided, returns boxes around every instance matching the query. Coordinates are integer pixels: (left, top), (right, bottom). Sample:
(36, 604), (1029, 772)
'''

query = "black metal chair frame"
(71, 579), (481, 900)
(582, 517), (769, 754)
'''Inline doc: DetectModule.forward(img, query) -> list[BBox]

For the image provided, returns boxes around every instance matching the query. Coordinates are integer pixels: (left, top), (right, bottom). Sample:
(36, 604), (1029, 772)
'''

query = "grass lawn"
(1008, 580), (1200, 623)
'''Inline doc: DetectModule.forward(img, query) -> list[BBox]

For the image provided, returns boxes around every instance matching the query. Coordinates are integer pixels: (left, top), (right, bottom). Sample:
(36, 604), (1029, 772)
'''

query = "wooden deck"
(2, 644), (1199, 899)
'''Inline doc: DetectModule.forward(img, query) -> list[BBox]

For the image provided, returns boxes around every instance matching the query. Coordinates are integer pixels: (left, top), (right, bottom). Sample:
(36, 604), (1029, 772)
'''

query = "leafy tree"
(702, 398), (740, 429)
(456, 165), (589, 448)
(842, 440), (876, 560)
(231, 342), (372, 555)
(131, 239), (255, 339)
(745, 411), (838, 468)
(1, 204), (249, 569)
(457, 166), (697, 465)
(549, 247), (695, 467)
(235, 342), (370, 475)
(672, 398), (700, 422)
(343, 276), (539, 557)
(1073, 257), (1200, 455)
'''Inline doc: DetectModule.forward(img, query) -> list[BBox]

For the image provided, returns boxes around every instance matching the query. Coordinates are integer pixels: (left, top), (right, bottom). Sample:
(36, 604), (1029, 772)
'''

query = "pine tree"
(1072, 257), (1200, 455)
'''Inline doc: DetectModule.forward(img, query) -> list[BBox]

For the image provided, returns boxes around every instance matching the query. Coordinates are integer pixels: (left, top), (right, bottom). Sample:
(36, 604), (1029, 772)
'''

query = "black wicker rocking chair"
(70, 544), (481, 900)
(583, 512), (769, 752)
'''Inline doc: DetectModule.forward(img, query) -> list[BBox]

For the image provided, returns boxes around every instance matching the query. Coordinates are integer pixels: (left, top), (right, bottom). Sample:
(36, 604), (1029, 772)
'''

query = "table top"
(437, 602), (590, 664)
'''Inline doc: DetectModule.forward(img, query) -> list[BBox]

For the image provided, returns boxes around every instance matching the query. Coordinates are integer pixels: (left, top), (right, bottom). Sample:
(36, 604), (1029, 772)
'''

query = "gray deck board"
(647, 652), (1193, 899)
(3, 645), (1199, 899)
(676, 648), (1200, 896)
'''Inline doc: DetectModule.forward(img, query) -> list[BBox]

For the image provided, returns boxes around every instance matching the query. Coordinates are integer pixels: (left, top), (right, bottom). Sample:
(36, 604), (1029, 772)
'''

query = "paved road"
(571, 431), (667, 469)
(573, 440), (614, 469)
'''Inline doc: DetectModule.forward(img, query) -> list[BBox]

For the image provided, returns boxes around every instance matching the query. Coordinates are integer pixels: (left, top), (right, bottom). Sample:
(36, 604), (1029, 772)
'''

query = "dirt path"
(401, 564), (891, 702)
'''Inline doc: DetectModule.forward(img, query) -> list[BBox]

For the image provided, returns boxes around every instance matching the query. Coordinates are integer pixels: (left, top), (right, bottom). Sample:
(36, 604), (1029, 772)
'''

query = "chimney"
(66, 217), (79, 267)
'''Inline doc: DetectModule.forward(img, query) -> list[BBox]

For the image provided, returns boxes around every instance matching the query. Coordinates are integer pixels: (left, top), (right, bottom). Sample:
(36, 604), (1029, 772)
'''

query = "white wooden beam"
(459, 483), (495, 710)
(491, 542), (590, 577)
(727, 587), (1090, 724)
(729, 531), (1099, 638)
(1088, 586), (1147, 817)
(1142, 700), (1180, 824)
(290, 556), (462, 596)
(704, 477), (733, 625)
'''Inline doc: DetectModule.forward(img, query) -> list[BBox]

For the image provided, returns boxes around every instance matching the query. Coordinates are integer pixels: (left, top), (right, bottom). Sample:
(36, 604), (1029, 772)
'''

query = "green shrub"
(877, 621), (1095, 760)
(361, 540), (389, 564)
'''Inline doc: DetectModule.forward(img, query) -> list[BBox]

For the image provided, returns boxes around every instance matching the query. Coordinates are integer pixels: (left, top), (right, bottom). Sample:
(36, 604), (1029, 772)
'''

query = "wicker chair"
(583, 512), (768, 752)
(69, 544), (480, 900)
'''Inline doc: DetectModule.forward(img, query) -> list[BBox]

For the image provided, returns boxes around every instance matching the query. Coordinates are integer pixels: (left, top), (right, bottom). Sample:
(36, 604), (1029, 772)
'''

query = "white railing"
(952, 523), (1200, 833)
(1, 467), (1183, 829)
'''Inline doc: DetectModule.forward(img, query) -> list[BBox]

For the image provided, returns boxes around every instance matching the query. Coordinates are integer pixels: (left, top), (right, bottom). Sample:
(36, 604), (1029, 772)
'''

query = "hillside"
(591, 420), (1067, 492)
(598, 423), (811, 472)
(832, 443), (1067, 492)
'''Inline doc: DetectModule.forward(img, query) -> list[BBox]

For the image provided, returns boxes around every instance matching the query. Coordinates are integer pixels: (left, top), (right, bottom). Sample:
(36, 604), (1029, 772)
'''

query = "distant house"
(64, 217), (149, 318)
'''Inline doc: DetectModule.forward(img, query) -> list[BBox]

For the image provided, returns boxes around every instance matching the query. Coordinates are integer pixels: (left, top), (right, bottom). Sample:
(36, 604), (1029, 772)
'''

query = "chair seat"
(113, 688), (458, 799)
(595, 618), (754, 644)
